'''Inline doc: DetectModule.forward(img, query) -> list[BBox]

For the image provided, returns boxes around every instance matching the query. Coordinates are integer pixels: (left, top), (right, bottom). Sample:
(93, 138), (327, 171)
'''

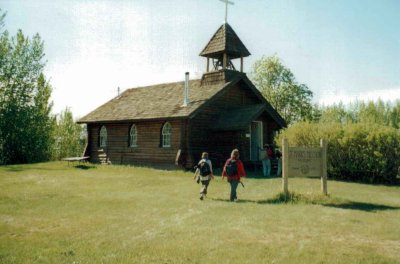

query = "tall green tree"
(0, 10), (55, 164)
(318, 102), (356, 124)
(250, 55), (314, 125)
(357, 100), (392, 126)
(318, 99), (400, 129)
(390, 101), (400, 129)
(53, 108), (85, 160)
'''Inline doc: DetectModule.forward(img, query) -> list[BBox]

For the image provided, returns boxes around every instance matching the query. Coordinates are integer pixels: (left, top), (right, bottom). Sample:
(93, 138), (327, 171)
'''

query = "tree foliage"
(316, 99), (400, 128)
(277, 100), (400, 184)
(0, 10), (55, 164)
(52, 108), (86, 160)
(250, 55), (314, 125)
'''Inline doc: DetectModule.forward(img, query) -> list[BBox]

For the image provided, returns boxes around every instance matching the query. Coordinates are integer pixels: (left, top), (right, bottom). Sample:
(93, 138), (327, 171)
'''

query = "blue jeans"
(262, 159), (271, 177)
(228, 179), (239, 201)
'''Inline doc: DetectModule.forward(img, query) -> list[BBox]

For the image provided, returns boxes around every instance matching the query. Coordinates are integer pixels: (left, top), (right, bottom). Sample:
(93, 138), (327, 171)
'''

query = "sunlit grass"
(0, 162), (399, 263)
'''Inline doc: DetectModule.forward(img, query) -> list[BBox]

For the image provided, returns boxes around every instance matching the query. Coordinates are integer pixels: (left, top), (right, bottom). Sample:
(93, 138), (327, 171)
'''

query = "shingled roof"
(78, 79), (227, 123)
(200, 23), (250, 59)
(78, 71), (286, 129)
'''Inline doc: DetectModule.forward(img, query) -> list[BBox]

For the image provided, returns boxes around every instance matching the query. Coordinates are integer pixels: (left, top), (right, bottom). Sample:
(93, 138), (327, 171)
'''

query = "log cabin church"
(78, 21), (286, 169)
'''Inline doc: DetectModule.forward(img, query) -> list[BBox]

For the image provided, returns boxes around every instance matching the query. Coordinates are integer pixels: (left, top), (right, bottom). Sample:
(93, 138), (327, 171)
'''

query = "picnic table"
(62, 156), (90, 166)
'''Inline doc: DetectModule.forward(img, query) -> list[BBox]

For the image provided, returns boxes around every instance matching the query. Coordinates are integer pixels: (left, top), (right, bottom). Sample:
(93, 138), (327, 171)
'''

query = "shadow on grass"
(210, 198), (232, 203)
(2, 164), (66, 172)
(210, 193), (310, 204)
(2, 166), (28, 172)
(322, 201), (400, 212)
(211, 192), (400, 212)
(210, 197), (304, 204)
(73, 164), (96, 170)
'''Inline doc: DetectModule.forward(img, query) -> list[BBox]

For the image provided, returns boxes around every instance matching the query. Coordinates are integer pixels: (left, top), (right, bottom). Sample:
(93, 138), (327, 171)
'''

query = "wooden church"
(78, 21), (286, 169)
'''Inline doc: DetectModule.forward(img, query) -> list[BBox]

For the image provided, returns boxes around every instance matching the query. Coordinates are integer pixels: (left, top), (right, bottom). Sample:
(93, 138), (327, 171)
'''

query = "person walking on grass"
(193, 152), (214, 200)
(222, 149), (246, 202)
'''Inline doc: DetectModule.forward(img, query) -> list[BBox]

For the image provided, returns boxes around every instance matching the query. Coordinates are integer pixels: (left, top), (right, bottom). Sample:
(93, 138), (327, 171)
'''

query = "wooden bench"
(62, 156), (90, 166)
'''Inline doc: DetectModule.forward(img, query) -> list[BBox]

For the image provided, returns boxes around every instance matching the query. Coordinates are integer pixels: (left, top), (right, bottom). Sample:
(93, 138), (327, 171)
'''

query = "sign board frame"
(282, 138), (328, 195)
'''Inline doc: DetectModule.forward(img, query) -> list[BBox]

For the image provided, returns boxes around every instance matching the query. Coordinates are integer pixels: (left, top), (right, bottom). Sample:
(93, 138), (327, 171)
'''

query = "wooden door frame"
(250, 121), (263, 161)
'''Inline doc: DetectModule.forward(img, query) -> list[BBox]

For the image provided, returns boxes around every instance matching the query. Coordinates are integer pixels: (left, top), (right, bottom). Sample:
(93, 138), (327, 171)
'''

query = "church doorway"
(250, 121), (263, 161)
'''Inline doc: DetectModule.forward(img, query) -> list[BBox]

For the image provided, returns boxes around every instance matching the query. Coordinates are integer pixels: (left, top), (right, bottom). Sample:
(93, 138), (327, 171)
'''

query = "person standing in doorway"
(262, 144), (273, 177)
(193, 152), (214, 200)
(222, 149), (246, 202)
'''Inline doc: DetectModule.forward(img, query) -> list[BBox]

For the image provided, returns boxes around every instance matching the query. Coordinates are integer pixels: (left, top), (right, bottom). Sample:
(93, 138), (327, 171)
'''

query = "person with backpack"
(222, 149), (246, 202)
(193, 152), (214, 200)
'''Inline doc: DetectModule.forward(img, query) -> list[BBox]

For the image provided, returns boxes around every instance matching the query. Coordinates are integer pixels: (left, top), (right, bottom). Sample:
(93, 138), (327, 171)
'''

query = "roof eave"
(77, 115), (189, 124)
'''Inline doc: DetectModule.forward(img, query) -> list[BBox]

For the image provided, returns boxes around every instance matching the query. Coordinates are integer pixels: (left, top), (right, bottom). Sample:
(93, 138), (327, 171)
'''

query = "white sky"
(2, 0), (400, 118)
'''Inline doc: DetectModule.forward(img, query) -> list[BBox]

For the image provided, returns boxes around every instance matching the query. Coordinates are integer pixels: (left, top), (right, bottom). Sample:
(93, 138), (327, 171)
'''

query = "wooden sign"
(282, 139), (328, 195)
(288, 147), (322, 177)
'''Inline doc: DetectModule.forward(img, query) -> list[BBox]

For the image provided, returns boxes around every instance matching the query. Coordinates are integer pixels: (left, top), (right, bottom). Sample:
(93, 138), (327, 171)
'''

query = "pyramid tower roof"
(200, 23), (250, 59)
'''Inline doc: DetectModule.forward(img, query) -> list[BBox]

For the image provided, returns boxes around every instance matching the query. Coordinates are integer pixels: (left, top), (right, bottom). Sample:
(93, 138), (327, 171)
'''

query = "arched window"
(99, 125), (107, 148)
(129, 124), (137, 147)
(161, 122), (172, 148)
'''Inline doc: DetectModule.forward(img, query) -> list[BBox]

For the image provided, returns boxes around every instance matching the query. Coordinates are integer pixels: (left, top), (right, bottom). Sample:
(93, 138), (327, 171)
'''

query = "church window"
(99, 125), (107, 148)
(162, 122), (172, 148)
(129, 124), (138, 147)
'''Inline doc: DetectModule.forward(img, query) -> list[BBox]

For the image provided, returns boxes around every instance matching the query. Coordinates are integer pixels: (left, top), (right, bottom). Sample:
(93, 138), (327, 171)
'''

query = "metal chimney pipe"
(183, 72), (190, 106)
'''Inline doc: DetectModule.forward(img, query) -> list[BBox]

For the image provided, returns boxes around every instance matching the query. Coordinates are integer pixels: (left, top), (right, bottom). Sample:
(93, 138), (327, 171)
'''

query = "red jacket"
(222, 158), (246, 180)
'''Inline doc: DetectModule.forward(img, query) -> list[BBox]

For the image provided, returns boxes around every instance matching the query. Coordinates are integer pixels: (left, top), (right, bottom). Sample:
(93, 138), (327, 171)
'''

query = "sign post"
(320, 139), (328, 195)
(282, 138), (289, 195)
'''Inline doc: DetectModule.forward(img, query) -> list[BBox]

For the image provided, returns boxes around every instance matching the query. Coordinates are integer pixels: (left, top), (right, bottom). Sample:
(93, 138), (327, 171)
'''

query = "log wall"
(87, 120), (184, 166)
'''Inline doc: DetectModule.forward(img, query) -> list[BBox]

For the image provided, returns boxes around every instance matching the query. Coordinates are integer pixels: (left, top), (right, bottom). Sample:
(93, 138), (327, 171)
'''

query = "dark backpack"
(226, 159), (238, 176)
(199, 160), (211, 176)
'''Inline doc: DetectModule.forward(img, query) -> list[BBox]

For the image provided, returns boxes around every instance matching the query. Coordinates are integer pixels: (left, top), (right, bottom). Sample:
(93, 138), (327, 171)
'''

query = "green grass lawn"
(0, 162), (399, 264)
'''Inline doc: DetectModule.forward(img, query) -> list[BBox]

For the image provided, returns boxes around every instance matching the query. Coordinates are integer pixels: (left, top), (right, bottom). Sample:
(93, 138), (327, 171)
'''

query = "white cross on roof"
(219, 0), (234, 24)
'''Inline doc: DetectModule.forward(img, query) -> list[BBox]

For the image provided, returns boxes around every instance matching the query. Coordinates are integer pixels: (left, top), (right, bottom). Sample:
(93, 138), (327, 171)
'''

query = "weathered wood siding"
(87, 120), (183, 165)
(84, 76), (282, 169)
(188, 81), (266, 167)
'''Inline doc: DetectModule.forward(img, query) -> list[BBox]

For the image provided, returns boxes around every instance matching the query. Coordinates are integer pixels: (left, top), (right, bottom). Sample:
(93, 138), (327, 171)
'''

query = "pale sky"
(2, 0), (400, 118)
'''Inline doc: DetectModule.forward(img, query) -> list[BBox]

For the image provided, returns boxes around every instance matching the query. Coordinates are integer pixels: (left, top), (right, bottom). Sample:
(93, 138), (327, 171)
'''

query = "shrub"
(277, 122), (400, 184)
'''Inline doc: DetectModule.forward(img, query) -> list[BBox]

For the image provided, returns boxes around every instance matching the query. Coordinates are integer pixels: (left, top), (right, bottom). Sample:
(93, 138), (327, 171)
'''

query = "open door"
(250, 121), (263, 161)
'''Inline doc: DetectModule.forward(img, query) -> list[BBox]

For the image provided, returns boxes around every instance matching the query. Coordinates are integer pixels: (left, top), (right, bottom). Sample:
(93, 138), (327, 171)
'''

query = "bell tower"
(199, 1), (250, 74)
(199, 23), (250, 73)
